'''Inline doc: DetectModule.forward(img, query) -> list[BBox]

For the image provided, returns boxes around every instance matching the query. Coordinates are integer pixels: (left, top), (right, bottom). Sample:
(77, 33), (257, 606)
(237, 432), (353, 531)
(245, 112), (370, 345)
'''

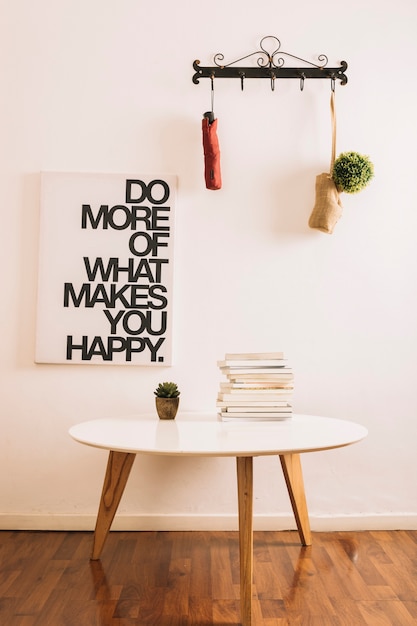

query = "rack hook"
(210, 72), (215, 112)
(270, 71), (276, 91)
(299, 72), (305, 91)
(330, 74), (336, 92)
(239, 71), (245, 91)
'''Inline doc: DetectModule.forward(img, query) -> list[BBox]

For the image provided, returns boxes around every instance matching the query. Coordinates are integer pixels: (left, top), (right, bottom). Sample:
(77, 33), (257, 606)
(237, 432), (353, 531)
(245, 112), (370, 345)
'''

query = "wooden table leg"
(279, 453), (312, 546)
(236, 456), (253, 626)
(91, 450), (136, 560)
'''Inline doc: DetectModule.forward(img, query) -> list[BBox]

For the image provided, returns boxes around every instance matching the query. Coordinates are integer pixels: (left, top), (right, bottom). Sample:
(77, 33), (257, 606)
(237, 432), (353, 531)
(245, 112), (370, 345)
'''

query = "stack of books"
(216, 352), (293, 421)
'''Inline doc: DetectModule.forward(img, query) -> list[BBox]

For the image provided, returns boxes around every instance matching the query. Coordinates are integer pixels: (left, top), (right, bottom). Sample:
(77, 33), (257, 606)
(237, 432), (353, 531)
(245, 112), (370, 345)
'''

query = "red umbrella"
(202, 111), (222, 190)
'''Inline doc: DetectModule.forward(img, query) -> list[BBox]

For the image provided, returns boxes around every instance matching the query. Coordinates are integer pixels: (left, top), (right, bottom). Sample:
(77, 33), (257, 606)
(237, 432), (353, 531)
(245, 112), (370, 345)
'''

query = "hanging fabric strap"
(330, 90), (336, 171)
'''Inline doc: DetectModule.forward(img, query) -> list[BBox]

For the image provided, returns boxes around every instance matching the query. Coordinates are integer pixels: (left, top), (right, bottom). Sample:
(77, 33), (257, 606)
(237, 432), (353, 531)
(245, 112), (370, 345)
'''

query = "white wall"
(1, 0), (416, 531)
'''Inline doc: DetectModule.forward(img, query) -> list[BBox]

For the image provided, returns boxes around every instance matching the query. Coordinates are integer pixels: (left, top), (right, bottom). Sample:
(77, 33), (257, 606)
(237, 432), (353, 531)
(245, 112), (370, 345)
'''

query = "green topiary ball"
(332, 151), (374, 193)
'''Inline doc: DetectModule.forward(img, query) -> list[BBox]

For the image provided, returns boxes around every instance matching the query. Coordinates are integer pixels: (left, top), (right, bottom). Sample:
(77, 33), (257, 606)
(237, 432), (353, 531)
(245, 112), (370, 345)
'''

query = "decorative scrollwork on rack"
(213, 36), (328, 70)
(192, 36), (348, 90)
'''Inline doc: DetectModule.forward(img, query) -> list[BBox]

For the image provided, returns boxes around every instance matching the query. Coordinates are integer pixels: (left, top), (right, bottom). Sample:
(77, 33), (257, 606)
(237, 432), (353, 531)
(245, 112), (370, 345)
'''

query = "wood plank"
(210, 534), (237, 599)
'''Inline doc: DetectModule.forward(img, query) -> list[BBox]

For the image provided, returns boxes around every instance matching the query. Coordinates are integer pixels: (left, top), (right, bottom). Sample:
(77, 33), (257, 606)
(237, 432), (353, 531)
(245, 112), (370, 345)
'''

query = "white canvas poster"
(36, 172), (176, 365)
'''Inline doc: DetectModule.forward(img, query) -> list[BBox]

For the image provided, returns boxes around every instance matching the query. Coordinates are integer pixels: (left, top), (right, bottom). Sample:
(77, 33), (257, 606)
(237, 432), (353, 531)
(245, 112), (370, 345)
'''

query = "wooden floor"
(0, 530), (416, 625)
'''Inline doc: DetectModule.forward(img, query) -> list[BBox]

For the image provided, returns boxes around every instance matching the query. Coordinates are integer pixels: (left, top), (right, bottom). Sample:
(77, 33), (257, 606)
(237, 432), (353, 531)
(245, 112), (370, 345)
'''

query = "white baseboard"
(1, 513), (416, 532)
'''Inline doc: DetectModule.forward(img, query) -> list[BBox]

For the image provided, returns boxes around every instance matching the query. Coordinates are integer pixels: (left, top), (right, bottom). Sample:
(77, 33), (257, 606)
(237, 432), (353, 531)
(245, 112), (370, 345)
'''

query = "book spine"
(224, 352), (285, 360)
(218, 394), (293, 401)
(218, 359), (288, 367)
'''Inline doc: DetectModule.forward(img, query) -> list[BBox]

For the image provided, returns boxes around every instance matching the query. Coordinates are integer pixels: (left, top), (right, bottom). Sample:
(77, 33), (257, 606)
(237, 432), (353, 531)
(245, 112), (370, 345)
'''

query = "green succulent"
(154, 382), (181, 398)
(332, 151), (374, 194)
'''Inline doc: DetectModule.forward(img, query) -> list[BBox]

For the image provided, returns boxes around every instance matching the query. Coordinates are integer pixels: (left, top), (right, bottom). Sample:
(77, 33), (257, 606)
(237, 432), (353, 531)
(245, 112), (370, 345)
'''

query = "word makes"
(64, 282), (167, 309)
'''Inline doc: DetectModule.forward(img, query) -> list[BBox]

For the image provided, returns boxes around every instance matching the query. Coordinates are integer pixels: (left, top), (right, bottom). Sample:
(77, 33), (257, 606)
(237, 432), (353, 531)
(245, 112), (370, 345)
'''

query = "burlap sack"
(308, 173), (343, 234)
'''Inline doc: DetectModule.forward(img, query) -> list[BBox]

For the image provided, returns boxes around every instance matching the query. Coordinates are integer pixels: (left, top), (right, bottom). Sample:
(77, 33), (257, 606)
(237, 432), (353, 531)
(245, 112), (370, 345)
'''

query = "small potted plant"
(154, 382), (181, 420)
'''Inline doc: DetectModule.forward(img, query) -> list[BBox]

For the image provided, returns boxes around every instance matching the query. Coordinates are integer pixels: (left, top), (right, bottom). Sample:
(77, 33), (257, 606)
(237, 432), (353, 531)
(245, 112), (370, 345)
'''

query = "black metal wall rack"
(192, 36), (348, 91)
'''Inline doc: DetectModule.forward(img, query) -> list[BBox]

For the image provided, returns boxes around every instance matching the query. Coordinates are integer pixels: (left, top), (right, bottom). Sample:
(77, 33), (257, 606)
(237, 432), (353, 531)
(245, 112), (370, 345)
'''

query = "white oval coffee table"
(69, 412), (367, 626)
